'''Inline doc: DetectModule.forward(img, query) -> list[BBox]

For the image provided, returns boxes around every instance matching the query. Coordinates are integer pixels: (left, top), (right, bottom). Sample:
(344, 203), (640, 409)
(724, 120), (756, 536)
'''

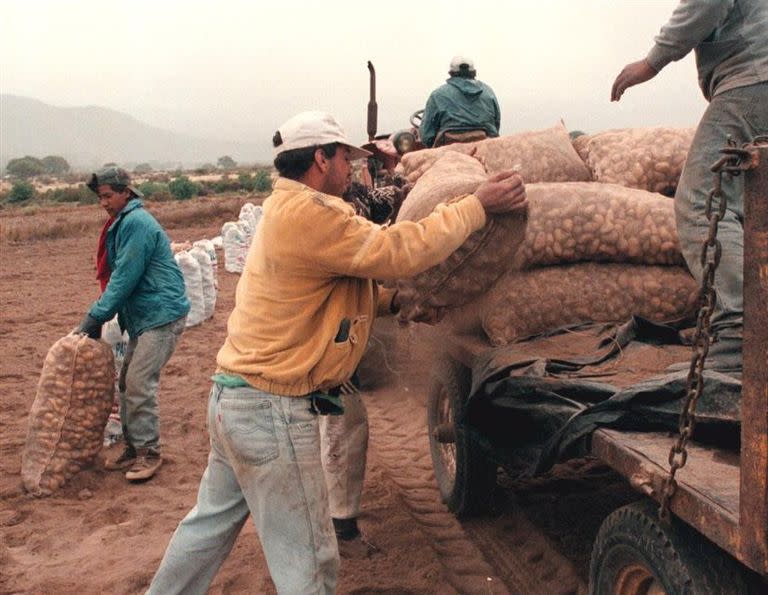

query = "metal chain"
(658, 138), (755, 522)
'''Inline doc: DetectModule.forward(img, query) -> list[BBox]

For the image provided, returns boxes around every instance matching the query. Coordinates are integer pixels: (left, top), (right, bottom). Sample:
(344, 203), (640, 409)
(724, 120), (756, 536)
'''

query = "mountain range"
(0, 94), (263, 172)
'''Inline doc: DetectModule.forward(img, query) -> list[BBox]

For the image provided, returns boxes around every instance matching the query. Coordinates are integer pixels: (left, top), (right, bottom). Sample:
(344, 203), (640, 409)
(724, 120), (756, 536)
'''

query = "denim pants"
(119, 316), (186, 450)
(147, 385), (338, 595)
(675, 81), (768, 339)
(320, 392), (369, 520)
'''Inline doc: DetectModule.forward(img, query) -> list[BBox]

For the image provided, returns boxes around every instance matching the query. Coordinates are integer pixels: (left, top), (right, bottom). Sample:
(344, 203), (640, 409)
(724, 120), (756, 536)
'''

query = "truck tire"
(427, 356), (496, 516)
(590, 499), (753, 595)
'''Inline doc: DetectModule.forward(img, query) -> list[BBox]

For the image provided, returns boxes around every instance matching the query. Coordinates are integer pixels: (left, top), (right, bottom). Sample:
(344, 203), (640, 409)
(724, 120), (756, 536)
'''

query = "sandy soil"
(0, 219), (513, 595)
(0, 216), (656, 594)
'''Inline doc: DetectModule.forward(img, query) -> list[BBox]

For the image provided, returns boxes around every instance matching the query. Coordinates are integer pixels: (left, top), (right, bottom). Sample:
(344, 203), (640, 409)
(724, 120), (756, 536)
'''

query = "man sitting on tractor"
(420, 56), (501, 148)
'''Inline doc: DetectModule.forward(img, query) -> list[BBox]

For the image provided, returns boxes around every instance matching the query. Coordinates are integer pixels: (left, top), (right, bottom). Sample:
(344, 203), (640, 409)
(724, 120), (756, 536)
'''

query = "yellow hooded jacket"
(216, 177), (486, 397)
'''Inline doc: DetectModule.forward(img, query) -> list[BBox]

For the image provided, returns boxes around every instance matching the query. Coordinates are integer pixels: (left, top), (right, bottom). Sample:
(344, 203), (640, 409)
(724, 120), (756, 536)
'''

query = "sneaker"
(104, 446), (137, 471)
(125, 448), (163, 482)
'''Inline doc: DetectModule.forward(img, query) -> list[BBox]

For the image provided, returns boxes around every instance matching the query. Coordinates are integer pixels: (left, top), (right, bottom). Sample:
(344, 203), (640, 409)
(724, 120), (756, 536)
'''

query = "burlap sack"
(21, 333), (115, 496)
(398, 122), (592, 185)
(572, 127), (694, 196)
(395, 151), (528, 321)
(481, 263), (699, 346)
(512, 182), (685, 269)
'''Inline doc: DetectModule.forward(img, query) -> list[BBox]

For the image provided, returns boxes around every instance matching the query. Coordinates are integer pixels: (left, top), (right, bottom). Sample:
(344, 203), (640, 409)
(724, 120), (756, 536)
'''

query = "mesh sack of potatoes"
(511, 182), (685, 270)
(572, 127), (695, 196)
(394, 151), (528, 321)
(21, 333), (115, 496)
(481, 263), (699, 346)
(397, 122), (592, 185)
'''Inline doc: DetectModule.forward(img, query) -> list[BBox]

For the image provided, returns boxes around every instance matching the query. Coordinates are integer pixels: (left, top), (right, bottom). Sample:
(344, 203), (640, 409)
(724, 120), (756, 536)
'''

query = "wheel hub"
(614, 563), (665, 595)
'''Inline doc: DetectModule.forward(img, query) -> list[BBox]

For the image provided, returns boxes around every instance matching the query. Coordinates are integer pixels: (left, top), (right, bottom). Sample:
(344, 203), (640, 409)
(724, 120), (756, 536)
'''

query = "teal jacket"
(420, 77), (501, 148)
(88, 199), (190, 338)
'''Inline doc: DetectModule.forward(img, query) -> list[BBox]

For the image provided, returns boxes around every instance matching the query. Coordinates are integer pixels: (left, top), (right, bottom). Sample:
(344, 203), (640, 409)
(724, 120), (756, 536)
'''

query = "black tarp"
(464, 317), (741, 477)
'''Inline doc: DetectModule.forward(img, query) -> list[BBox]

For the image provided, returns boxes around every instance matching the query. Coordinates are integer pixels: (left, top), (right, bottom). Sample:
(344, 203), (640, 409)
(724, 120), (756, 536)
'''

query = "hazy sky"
(1, 0), (706, 162)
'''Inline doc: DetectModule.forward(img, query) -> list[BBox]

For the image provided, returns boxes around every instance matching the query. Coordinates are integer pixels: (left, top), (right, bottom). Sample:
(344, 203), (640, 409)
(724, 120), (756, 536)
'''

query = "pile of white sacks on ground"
(393, 122), (699, 346)
(220, 203), (263, 274)
(170, 240), (219, 328)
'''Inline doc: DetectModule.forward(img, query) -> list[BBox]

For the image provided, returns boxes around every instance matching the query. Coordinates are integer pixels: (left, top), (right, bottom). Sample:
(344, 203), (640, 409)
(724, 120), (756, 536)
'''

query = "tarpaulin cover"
(463, 317), (741, 477)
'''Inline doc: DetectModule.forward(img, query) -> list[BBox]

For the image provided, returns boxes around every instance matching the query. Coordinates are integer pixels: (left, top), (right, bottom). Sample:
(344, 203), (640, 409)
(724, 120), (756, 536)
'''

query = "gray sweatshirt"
(646, 0), (768, 101)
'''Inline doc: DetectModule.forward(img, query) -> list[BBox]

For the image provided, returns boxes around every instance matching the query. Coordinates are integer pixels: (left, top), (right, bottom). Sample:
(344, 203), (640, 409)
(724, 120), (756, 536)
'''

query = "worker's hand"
(611, 59), (658, 102)
(398, 304), (447, 326)
(474, 170), (527, 216)
(77, 314), (102, 339)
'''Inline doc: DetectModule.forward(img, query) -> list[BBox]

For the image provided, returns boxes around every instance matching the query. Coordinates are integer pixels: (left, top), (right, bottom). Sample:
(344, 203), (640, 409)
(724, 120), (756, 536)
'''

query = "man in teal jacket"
(420, 56), (501, 148)
(611, 0), (768, 373)
(78, 166), (190, 481)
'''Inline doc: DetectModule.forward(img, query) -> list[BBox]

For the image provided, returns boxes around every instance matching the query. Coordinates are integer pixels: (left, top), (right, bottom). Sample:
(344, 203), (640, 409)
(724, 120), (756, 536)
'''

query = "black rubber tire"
(590, 499), (753, 595)
(427, 356), (496, 516)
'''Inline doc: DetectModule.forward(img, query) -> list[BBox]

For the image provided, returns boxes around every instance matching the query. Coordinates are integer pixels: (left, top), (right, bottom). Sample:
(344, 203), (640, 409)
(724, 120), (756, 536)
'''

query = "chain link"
(657, 138), (751, 522)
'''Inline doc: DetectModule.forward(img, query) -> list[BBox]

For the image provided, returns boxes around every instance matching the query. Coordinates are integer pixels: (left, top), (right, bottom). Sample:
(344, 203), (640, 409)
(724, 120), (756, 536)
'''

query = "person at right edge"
(611, 0), (768, 374)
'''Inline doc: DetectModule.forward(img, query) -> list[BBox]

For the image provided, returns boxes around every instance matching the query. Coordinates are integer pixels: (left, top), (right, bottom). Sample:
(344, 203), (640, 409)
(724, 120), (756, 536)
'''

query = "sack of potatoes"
(397, 121), (592, 185)
(21, 333), (115, 496)
(395, 151), (528, 322)
(572, 127), (694, 196)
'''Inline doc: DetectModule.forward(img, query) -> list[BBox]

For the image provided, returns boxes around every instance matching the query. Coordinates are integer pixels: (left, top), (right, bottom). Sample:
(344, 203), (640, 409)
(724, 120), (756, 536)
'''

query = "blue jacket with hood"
(88, 198), (190, 338)
(420, 76), (501, 148)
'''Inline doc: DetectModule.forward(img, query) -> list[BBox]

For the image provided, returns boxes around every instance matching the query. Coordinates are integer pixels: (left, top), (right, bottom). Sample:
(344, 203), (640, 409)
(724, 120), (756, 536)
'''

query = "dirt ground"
(1, 217), (644, 594)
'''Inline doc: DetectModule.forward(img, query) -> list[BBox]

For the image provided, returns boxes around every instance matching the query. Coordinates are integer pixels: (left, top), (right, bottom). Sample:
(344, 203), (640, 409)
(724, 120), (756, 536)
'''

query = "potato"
(21, 333), (115, 496)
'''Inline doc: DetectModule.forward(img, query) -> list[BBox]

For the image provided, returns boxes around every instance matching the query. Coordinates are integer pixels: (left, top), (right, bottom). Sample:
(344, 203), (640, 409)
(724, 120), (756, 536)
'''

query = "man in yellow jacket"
(148, 111), (527, 594)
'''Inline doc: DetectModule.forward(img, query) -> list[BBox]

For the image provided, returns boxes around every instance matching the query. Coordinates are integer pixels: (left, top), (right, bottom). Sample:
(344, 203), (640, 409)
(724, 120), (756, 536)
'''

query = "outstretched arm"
(611, 59), (658, 101)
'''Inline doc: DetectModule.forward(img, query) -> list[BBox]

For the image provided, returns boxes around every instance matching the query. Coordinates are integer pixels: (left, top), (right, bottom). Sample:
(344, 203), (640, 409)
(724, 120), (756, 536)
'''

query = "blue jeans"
(147, 385), (338, 595)
(119, 317), (186, 450)
(675, 81), (768, 339)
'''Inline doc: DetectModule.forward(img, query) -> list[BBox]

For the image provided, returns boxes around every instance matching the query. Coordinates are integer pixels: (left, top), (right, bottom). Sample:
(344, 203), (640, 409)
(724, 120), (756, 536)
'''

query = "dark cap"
(87, 166), (142, 197)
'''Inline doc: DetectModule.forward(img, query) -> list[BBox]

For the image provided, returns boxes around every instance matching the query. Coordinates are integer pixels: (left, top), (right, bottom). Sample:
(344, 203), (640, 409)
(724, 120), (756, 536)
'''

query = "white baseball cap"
(273, 111), (372, 160)
(449, 55), (475, 73)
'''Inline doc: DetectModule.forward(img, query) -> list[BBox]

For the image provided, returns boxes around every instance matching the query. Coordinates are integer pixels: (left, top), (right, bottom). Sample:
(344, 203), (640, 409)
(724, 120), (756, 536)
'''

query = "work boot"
(104, 445), (137, 471)
(125, 448), (163, 482)
(333, 517), (381, 559)
(667, 336), (742, 375)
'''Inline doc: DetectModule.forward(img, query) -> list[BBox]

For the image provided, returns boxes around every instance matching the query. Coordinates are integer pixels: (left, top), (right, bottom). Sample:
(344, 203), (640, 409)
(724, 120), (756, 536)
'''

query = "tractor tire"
(427, 356), (496, 517)
(590, 499), (753, 595)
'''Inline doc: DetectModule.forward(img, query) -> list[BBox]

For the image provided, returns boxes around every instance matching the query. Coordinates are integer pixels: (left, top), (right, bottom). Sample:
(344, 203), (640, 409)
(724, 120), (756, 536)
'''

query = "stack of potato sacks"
(394, 123), (699, 346)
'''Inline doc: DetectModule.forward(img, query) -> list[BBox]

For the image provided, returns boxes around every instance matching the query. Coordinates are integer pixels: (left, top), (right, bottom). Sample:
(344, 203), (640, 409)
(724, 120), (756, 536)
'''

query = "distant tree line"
(5, 155), (71, 178)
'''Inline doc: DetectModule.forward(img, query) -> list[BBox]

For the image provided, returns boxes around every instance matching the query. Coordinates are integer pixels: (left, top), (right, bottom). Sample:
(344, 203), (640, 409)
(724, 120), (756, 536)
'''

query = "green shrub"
(254, 170), (272, 192)
(8, 182), (35, 203)
(137, 181), (170, 199)
(209, 177), (241, 194)
(168, 175), (200, 200)
(48, 186), (95, 204)
(238, 173), (256, 192)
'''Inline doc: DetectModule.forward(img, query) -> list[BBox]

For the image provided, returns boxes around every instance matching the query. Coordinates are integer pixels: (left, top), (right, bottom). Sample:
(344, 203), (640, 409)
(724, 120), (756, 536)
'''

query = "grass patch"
(0, 193), (266, 243)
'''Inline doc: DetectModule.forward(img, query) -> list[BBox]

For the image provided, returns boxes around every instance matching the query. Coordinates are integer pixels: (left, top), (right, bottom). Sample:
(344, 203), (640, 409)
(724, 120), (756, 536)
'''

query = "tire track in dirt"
(366, 393), (507, 594)
(363, 322), (587, 594)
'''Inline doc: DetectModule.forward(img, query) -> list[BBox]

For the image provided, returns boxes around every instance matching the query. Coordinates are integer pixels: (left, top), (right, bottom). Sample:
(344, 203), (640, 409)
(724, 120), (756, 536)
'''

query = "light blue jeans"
(147, 385), (338, 595)
(119, 317), (186, 450)
(675, 81), (768, 339)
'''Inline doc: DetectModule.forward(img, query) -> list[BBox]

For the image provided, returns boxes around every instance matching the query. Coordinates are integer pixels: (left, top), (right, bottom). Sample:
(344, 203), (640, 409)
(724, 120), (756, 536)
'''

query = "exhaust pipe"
(367, 61), (377, 142)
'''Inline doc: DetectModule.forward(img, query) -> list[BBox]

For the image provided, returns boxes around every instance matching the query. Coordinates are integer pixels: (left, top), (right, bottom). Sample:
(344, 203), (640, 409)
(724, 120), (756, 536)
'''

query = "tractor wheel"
(427, 356), (496, 516)
(590, 499), (753, 595)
